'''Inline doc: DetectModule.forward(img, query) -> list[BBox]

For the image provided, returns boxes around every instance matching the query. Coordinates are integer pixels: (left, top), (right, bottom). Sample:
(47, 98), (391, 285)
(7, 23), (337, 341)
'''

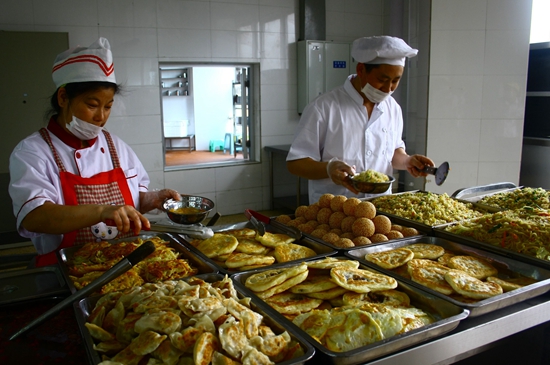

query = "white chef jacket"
(8, 119), (150, 255)
(287, 75), (406, 204)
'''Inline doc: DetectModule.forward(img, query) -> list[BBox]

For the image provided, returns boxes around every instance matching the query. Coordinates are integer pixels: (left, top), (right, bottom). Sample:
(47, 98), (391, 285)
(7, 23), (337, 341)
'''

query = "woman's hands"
(326, 158), (359, 194)
(406, 154), (435, 177)
(100, 204), (150, 235)
(139, 189), (181, 213)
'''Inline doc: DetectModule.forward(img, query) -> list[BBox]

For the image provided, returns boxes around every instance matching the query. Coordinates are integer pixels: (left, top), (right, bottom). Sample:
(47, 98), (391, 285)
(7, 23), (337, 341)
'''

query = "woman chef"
(8, 37), (181, 267)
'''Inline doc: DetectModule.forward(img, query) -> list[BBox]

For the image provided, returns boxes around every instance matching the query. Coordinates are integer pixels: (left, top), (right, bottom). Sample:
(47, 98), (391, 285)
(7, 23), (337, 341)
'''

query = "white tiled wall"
(0, 0), (533, 214)
(425, 0), (532, 195)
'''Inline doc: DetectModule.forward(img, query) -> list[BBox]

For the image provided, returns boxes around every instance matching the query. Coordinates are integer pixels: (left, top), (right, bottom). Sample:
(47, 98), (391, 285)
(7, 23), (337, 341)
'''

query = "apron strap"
(39, 128), (67, 172)
(102, 130), (121, 169)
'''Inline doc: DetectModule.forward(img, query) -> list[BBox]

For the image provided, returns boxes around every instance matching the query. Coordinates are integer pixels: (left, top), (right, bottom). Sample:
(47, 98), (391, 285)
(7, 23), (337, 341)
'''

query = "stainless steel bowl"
(348, 174), (395, 194)
(163, 195), (215, 225)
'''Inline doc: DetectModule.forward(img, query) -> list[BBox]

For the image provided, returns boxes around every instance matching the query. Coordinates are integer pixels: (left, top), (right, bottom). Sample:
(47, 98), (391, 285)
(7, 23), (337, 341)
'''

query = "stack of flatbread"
(243, 257), (435, 353)
(190, 228), (317, 271)
(364, 243), (537, 301)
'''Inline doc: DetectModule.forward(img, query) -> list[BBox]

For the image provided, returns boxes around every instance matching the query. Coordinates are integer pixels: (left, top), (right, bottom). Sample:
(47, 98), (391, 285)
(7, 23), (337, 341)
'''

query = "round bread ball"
(353, 236), (372, 246)
(297, 223), (315, 234)
(340, 232), (355, 240)
(329, 211), (346, 229)
(317, 223), (331, 232)
(370, 233), (389, 243)
(318, 193), (335, 208)
(342, 197), (361, 216)
(330, 195), (347, 212)
(391, 224), (403, 232)
(316, 207), (333, 225)
(372, 215), (392, 234)
(385, 230), (404, 240)
(340, 216), (356, 233)
(286, 219), (300, 227)
(321, 232), (340, 245)
(306, 220), (319, 229)
(294, 216), (307, 225)
(310, 228), (329, 239)
(335, 238), (355, 248)
(402, 227), (420, 237)
(354, 201), (377, 219)
(295, 205), (308, 218)
(305, 204), (321, 221)
(275, 214), (292, 224)
(352, 218), (375, 238)
(330, 228), (343, 236)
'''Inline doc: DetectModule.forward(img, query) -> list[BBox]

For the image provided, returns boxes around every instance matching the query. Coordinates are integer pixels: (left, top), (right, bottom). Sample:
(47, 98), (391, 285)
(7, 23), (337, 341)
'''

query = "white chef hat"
(52, 37), (116, 88)
(351, 35), (418, 67)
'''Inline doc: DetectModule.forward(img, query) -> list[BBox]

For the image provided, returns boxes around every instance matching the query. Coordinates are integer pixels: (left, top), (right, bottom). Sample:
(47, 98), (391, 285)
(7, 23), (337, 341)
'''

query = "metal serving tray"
(177, 221), (338, 275)
(57, 232), (217, 294)
(434, 227), (550, 271)
(0, 265), (69, 307)
(346, 236), (550, 317)
(74, 273), (315, 365)
(232, 257), (468, 365)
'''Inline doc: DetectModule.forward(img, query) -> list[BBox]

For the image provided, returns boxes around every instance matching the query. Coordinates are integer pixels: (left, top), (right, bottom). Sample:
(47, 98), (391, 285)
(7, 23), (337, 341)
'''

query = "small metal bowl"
(163, 195), (215, 225)
(347, 174), (395, 194)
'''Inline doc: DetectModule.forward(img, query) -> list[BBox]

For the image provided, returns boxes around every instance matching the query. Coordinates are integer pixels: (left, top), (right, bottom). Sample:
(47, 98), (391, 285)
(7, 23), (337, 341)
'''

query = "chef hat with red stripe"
(352, 35), (417, 67)
(52, 37), (116, 88)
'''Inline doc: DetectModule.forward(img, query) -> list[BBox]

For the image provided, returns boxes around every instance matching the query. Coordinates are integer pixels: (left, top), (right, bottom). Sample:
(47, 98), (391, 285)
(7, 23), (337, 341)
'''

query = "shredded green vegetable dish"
(371, 192), (483, 226)
(352, 169), (389, 183)
(477, 187), (550, 211)
(445, 207), (550, 261)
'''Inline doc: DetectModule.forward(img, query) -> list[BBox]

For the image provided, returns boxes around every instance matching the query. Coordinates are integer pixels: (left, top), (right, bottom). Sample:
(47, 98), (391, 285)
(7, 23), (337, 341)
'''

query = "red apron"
(35, 128), (135, 267)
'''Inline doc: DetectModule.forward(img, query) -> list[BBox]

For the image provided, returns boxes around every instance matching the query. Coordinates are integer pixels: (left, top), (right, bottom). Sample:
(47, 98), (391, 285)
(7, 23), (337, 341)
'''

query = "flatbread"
(404, 243), (445, 260)
(273, 243), (316, 263)
(447, 255), (498, 280)
(288, 274), (339, 294)
(364, 248), (414, 269)
(330, 267), (397, 293)
(196, 234), (239, 258)
(256, 232), (295, 248)
(254, 270), (309, 299)
(306, 257), (360, 270)
(444, 269), (503, 299)
(265, 292), (323, 314)
(245, 263), (308, 292)
(224, 253), (275, 269)
(407, 259), (454, 295)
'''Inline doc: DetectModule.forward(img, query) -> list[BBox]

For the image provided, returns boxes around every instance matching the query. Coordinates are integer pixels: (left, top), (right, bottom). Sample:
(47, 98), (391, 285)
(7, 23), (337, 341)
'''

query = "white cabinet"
(297, 40), (353, 113)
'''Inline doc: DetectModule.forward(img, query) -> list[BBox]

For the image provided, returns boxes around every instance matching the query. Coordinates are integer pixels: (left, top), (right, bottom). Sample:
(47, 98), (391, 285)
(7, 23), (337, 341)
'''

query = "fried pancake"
(342, 291), (372, 306)
(245, 263), (308, 292)
(265, 292), (323, 314)
(407, 259), (454, 295)
(437, 252), (455, 266)
(292, 309), (332, 340)
(141, 259), (198, 282)
(447, 255), (498, 280)
(100, 269), (145, 294)
(235, 239), (271, 255)
(368, 289), (411, 307)
(486, 276), (525, 292)
(288, 274), (338, 294)
(197, 234), (239, 258)
(364, 248), (415, 269)
(254, 270), (309, 299)
(306, 286), (349, 300)
(405, 243), (445, 259)
(330, 267), (397, 293)
(444, 269), (503, 299)
(362, 305), (403, 339)
(222, 227), (257, 239)
(324, 309), (383, 352)
(256, 232), (295, 248)
(225, 253), (275, 269)
(306, 257), (360, 270)
(273, 243), (316, 263)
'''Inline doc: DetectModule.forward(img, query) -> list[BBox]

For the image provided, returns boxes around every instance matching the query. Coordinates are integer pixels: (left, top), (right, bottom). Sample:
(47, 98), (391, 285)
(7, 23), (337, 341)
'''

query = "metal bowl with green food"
(163, 195), (215, 225)
(347, 170), (395, 194)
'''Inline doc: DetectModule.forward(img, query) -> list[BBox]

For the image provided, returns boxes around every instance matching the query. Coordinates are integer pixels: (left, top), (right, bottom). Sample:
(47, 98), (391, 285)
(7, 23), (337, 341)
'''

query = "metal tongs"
(244, 209), (265, 236)
(244, 209), (302, 240)
(9, 241), (156, 340)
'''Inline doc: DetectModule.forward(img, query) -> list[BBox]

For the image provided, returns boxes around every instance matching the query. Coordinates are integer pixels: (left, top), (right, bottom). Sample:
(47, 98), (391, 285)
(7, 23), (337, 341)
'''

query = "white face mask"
(361, 82), (393, 104)
(67, 116), (103, 140)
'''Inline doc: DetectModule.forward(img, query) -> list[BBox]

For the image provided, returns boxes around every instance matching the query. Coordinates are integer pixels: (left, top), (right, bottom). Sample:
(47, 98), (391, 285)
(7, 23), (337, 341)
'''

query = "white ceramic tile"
(215, 187), (264, 214)
(210, 2), (260, 32)
(261, 83), (296, 111)
(261, 110), (300, 137)
(32, 0), (98, 26)
(479, 119), (523, 162)
(260, 58), (295, 85)
(212, 0), (259, 5)
(260, 0), (293, 7)
(260, 32), (291, 60)
(214, 164), (263, 191)
(98, 0), (157, 28)
(211, 30), (260, 59)
(32, 25), (99, 47)
(114, 57), (159, 86)
(326, 0), (343, 13)
(428, 75), (483, 119)
(146, 170), (166, 191)
(131, 143), (164, 172)
(483, 30), (531, 75)
(259, 5), (295, 34)
(157, 28), (212, 58)
(156, 0), (210, 30)
(430, 30), (485, 75)
(99, 27), (158, 58)
(112, 86), (161, 117)
(478, 161), (521, 185)
(345, 14), (384, 39)
(487, 0), (532, 30)
(431, 0), (487, 30)
(345, 0), (383, 15)
(426, 119), (481, 162)
(164, 168), (217, 195)
(262, 135), (295, 148)
(481, 74), (527, 119)
(107, 115), (162, 145)
(0, 0), (33, 24)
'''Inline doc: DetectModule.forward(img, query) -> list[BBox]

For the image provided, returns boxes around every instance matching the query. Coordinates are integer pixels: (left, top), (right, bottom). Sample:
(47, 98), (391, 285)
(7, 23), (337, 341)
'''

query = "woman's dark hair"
(362, 63), (381, 73)
(45, 81), (121, 119)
